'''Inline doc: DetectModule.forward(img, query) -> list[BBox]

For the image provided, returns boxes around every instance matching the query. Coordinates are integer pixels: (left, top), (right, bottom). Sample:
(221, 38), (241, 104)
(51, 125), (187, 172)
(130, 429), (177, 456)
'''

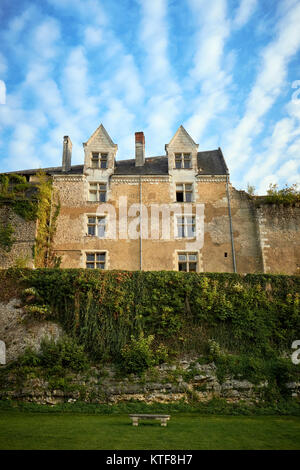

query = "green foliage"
(0, 174), (37, 222)
(39, 337), (89, 372)
(34, 170), (61, 268)
(0, 172), (60, 264)
(12, 200), (38, 221)
(265, 183), (300, 205)
(0, 397), (299, 416)
(11, 337), (89, 373)
(247, 183), (256, 196)
(0, 222), (14, 251)
(23, 304), (51, 320)
(120, 333), (156, 374)
(2, 269), (300, 382)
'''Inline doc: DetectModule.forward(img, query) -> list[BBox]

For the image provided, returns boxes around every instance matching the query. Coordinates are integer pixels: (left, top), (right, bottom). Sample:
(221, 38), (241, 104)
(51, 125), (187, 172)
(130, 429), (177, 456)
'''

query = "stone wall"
(1, 356), (299, 406)
(255, 203), (300, 275)
(0, 298), (62, 362)
(0, 206), (36, 268)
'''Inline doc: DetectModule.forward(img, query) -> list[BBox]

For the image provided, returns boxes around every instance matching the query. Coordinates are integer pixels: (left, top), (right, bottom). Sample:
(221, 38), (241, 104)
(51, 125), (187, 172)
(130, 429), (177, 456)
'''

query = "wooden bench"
(129, 414), (170, 427)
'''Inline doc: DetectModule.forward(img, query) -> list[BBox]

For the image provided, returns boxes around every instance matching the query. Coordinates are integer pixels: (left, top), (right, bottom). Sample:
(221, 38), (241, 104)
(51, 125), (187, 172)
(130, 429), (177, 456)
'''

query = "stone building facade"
(1, 124), (299, 274)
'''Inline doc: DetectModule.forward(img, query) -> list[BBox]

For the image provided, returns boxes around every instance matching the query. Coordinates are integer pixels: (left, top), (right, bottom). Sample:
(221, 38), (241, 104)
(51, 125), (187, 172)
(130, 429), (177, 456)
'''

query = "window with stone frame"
(175, 153), (192, 169)
(86, 252), (106, 269)
(176, 183), (193, 202)
(89, 182), (107, 202)
(91, 152), (108, 169)
(87, 216), (106, 238)
(176, 215), (196, 238)
(178, 252), (198, 272)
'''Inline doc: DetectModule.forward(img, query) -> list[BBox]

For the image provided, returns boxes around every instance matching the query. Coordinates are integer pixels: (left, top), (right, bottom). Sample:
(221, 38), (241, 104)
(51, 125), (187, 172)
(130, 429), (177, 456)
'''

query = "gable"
(166, 125), (198, 151)
(83, 123), (117, 150)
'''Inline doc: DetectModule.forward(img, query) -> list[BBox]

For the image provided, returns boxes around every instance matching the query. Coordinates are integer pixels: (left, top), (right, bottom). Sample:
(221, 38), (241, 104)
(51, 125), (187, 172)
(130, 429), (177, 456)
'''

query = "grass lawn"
(0, 412), (300, 450)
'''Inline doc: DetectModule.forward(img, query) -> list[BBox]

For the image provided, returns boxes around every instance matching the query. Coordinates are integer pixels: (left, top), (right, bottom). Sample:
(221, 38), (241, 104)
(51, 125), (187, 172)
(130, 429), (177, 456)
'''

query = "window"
(178, 253), (198, 272)
(176, 215), (196, 238)
(91, 153), (108, 169)
(175, 153), (192, 169)
(86, 252), (106, 269)
(176, 183), (193, 202)
(89, 183), (107, 202)
(87, 216), (106, 238)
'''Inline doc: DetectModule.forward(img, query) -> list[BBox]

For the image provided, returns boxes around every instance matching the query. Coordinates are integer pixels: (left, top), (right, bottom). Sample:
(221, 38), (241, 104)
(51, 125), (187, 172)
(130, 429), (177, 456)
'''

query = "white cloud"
(226, 1), (300, 172)
(184, 0), (232, 142)
(83, 26), (104, 47)
(233, 0), (258, 29)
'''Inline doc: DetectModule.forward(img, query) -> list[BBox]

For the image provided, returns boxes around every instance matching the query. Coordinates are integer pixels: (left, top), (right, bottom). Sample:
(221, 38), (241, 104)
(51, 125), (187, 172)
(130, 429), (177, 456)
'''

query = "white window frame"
(86, 214), (106, 238)
(175, 214), (196, 239)
(174, 153), (192, 169)
(88, 182), (107, 202)
(177, 251), (198, 272)
(175, 183), (193, 202)
(91, 152), (108, 169)
(85, 251), (107, 269)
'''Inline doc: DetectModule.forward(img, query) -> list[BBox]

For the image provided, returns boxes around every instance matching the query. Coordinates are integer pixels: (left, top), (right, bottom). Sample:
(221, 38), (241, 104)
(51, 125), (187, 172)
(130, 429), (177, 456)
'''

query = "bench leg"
(161, 419), (167, 427)
(132, 417), (139, 426)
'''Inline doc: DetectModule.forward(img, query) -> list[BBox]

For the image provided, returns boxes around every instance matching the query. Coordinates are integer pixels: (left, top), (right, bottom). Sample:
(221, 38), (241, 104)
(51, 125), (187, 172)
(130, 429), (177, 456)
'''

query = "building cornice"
(196, 175), (228, 183)
(111, 175), (170, 184)
(52, 174), (86, 182)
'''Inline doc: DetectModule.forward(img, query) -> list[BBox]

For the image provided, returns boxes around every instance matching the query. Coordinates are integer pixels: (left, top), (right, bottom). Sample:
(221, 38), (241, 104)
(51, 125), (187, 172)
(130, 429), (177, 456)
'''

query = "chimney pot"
(62, 136), (72, 172)
(135, 132), (145, 166)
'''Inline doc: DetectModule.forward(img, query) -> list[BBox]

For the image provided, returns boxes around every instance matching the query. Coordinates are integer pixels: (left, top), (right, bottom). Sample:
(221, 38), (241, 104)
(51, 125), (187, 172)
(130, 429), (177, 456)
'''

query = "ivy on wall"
(33, 171), (61, 268)
(0, 172), (61, 267)
(3, 269), (298, 363)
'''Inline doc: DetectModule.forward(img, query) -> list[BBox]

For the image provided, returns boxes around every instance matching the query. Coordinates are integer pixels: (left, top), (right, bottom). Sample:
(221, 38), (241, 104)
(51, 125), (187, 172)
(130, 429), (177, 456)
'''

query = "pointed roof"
(166, 125), (198, 150)
(83, 123), (117, 148)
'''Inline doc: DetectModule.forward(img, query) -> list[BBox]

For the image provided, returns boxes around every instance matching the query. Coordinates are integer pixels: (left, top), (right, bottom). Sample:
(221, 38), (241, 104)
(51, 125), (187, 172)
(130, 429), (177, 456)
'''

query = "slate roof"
(1, 149), (228, 177)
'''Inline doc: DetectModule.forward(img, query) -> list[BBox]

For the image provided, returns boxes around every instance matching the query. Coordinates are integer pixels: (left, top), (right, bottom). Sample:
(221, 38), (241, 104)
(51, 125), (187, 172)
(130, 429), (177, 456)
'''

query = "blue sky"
(0, 0), (300, 194)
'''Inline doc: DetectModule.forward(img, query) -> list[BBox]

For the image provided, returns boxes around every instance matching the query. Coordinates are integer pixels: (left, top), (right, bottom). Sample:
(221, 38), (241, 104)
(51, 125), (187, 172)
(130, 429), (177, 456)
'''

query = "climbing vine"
(6, 269), (298, 362)
(34, 170), (61, 268)
(0, 171), (60, 267)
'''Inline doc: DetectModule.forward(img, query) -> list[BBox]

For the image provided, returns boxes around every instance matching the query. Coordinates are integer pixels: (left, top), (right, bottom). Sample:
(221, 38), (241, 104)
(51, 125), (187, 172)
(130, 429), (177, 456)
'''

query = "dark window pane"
(176, 191), (184, 202)
(178, 262), (187, 271)
(189, 262), (197, 272)
(86, 253), (95, 261)
(185, 192), (192, 202)
(100, 192), (106, 202)
(88, 226), (95, 236)
(86, 263), (94, 269)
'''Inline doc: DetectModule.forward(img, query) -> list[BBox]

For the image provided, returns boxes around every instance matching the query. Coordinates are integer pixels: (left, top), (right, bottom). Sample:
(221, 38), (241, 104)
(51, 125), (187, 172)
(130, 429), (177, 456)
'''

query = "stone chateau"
(0, 124), (299, 274)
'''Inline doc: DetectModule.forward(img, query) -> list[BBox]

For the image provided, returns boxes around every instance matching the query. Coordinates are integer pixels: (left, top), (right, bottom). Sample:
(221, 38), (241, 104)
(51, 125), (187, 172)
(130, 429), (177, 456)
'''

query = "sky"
(0, 0), (300, 194)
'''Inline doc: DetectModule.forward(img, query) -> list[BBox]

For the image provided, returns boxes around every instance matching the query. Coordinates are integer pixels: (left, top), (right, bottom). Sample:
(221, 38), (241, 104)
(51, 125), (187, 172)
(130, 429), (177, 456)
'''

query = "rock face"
(0, 299), (299, 406)
(0, 298), (62, 362)
(1, 356), (299, 406)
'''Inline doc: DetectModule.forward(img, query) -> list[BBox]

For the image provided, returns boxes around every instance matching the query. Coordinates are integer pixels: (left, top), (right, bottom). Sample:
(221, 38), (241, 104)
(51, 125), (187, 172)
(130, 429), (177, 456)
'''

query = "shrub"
(120, 333), (156, 374)
(39, 336), (89, 372)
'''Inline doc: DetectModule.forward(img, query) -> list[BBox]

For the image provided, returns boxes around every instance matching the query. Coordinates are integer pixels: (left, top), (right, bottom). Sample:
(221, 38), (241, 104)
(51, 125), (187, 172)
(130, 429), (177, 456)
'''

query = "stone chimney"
(62, 136), (72, 172)
(135, 132), (145, 167)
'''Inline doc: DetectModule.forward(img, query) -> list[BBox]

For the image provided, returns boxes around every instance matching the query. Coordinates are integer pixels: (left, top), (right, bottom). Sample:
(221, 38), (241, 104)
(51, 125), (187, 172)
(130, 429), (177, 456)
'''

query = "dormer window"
(91, 153), (108, 169)
(175, 153), (191, 169)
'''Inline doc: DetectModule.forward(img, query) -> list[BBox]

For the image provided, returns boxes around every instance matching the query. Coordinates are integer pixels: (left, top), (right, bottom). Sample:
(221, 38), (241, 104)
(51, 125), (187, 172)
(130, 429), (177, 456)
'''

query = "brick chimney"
(62, 136), (72, 172)
(135, 132), (145, 167)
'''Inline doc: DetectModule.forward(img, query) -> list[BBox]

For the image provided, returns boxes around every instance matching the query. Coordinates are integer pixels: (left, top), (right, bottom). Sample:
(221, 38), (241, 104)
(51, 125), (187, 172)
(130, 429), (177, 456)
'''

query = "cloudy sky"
(0, 0), (300, 194)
